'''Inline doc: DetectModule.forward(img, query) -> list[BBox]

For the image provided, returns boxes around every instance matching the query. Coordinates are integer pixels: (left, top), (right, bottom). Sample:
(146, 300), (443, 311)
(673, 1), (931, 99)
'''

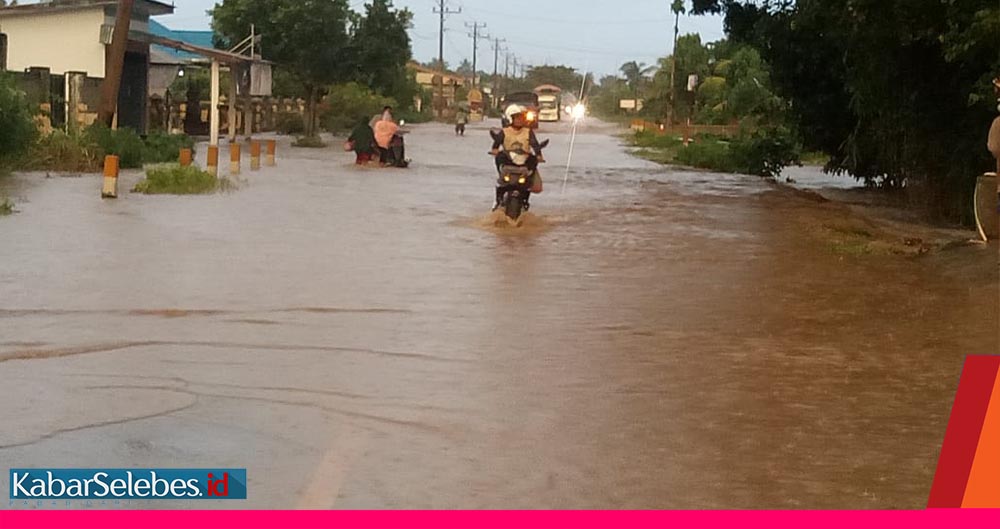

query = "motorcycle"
(492, 133), (550, 221)
(376, 120), (410, 168)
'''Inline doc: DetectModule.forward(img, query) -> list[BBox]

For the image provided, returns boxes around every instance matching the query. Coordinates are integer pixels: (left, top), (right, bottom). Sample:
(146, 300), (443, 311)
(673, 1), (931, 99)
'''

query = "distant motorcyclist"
(490, 106), (545, 209)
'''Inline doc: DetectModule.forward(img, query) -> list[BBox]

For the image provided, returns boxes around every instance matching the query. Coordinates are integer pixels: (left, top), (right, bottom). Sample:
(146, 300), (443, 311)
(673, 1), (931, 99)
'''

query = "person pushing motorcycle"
(490, 106), (545, 210)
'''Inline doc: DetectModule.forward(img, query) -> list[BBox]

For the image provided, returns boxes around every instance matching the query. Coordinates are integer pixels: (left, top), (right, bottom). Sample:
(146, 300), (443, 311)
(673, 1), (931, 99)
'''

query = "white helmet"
(504, 104), (526, 121)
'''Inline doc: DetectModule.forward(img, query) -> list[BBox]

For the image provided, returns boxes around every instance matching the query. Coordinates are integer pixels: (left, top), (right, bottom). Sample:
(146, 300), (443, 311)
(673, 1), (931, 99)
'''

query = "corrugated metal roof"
(149, 19), (215, 62)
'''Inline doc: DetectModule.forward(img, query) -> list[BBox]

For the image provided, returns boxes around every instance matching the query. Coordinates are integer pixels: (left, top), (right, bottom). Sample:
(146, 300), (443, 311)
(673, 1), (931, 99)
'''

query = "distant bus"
(533, 85), (563, 122)
(500, 91), (540, 128)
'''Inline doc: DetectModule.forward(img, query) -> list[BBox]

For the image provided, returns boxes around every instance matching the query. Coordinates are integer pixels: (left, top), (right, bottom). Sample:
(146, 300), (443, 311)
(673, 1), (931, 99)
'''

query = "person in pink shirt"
(373, 106), (408, 167)
(374, 118), (399, 151)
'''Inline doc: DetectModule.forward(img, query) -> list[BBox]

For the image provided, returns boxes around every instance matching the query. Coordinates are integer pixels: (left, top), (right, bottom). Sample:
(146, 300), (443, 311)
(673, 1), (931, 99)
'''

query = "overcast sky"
(102, 0), (725, 77)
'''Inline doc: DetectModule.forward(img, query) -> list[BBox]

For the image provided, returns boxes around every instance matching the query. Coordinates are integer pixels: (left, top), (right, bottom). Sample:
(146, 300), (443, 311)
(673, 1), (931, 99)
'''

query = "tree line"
(211, 0), (418, 139)
(595, 0), (999, 222)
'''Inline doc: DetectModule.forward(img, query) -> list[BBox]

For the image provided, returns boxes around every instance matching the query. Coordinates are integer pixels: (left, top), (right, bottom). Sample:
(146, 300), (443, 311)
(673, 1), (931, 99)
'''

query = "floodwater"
(0, 120), (996, 509)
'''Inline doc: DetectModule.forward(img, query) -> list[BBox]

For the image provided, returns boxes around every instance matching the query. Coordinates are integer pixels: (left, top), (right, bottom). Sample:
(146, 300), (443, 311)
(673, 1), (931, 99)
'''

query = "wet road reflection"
(1, 120), (996, 509)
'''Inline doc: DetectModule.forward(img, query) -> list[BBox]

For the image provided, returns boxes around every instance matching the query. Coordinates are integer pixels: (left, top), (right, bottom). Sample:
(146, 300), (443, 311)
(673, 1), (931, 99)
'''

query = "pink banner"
(2, 510), (1000, 529)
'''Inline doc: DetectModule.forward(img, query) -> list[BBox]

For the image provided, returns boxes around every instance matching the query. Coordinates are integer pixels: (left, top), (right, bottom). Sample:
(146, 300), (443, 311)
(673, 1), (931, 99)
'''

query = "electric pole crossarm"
(433, 0), (461, 72)
(465, 21), (489, 88)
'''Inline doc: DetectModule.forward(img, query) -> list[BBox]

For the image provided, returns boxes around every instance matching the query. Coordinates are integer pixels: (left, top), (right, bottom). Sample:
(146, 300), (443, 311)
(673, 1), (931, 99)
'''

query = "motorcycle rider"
(490, 106), (545, 210)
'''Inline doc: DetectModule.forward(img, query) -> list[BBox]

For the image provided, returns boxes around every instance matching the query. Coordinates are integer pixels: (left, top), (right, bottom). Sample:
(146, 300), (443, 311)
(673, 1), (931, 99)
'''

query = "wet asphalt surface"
(1, 119), (997, 509)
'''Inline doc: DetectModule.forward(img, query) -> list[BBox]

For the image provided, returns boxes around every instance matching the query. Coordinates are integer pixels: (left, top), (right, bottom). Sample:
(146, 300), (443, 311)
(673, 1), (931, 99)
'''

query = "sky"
(81, 0), (726, 77)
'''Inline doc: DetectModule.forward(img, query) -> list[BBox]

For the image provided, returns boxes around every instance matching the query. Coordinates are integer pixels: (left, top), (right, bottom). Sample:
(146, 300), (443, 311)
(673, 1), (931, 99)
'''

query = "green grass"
(828, 240), (874, 256)
(630, 131), (739, 173)
(801, 151), (830, 166)
(0, 196), (14, 215)
(142, 132), (195, 164)
(22, 130), (102, 172)
(133, 164), (222, 195)
(632, 148), (676, 165)
(825, 224), (874, 239)
(18, 128), (196, 173)
(293, 136), (327, 148)
(674, 139), (740, 173)
(633, 131), (684, 150)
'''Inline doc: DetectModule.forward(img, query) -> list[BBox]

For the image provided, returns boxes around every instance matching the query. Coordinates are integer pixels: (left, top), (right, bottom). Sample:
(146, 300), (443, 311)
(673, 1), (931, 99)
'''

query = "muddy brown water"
(0, 120), (996, 509)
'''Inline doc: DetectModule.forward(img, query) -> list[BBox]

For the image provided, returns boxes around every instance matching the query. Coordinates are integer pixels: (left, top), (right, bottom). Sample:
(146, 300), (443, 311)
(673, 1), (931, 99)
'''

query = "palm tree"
(620, 61), (657, 113)
(669, 0), (686, 124)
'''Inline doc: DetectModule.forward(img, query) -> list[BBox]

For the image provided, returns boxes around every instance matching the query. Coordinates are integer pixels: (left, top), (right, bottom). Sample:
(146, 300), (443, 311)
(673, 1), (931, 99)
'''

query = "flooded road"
(1, 120), (996, 509)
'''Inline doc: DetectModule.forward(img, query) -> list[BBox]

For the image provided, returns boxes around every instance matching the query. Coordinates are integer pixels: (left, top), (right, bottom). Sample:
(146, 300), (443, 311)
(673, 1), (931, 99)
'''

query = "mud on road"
(0, 120), (996, 509)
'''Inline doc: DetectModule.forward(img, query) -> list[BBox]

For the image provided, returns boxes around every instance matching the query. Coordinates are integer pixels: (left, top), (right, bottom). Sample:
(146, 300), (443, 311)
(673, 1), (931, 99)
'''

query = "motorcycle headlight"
(526, 111), (537, 122)
(503, 175), (511, 182)
(518, 177), (526, 184)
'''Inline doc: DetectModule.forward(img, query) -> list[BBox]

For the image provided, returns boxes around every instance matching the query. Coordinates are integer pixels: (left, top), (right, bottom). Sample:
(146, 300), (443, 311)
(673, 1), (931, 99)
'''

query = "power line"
(461, 5), (673, 26)
(432, 0), (461, 71)
(465, 21), (489, 87)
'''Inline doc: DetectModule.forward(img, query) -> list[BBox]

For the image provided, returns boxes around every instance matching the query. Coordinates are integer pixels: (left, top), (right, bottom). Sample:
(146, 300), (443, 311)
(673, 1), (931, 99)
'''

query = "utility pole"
(433, 0), (461, 72)
(98, 0), (135, 127)
(465, 22), (488, 88)
(492, 38), (506, 80)
(492, 38), (506, 103)
(669, 0), (683, 126)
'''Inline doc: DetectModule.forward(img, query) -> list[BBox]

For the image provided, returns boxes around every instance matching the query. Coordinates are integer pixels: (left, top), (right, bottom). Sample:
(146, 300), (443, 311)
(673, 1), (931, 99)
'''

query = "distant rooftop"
(149, 19), (215, 62)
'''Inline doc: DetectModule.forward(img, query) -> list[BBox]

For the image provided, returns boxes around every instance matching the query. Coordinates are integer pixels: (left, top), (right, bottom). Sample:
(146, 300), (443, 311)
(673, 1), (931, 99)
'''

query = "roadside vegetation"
(213, 0), (428, 142)
(0, 73), (39, 171)
(599, 0), (998, 224)
(0, 196), (15, 216)
(630, 128), (800, 178)
(133, 164), (228, 195)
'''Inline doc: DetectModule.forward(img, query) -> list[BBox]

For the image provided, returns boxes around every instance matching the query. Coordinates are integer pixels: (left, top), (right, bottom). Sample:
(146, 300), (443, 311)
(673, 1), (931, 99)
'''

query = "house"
(407, 61), (467, 114)
(0, 0), (176, 132)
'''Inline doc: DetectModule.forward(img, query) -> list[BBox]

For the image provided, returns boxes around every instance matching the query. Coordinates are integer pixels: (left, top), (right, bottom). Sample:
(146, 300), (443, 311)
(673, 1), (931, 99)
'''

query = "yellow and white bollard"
(179, 148), (193, 167)
(266, 139), (276, 166)
(207, 145), (219, 176)
(101, 155), (119, 199)
(230, 144), (241, 175)
(250, 140), (261, 171)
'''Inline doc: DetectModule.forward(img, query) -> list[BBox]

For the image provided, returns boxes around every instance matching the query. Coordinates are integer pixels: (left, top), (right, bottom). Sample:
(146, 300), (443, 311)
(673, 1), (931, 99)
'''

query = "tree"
(694, 0), (999, 220)
(349, 0), (414, 105)
(620, 61), (657, 112)
(525, 65), (583, 93)
(454, 59), (474, 77)
(212, 0), (354, 139)
(586, 75), (631, 118)
(668, 33), (710, 121)
(0, 73), (37, 166)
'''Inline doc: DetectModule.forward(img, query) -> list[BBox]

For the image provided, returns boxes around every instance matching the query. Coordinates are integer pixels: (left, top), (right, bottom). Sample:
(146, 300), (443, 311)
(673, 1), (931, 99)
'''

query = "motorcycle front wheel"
(504, 195), (523, 221)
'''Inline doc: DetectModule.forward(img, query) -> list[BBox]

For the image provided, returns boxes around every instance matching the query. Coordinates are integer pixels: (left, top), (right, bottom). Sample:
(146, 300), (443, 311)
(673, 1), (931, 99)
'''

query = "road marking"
(296, 425), (370, 509)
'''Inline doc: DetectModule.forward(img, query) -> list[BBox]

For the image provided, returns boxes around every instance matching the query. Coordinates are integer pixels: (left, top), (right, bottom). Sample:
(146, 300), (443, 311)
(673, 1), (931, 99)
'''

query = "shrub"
(729, 126), (802, 177)
(275, 111), (306, 135)
(142, 132), (195, 164)
(320, 82), (395, 133)
(85, 124), (145, 168)
(0, 196), (14, 215)
(0, 73), (39, 167)
(671, 128), (801, 177)
(133, 164), (220, 194)
(675, 139), (739, 173)
(292, 136), (326, 148)
(24, 130), (101, 172)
